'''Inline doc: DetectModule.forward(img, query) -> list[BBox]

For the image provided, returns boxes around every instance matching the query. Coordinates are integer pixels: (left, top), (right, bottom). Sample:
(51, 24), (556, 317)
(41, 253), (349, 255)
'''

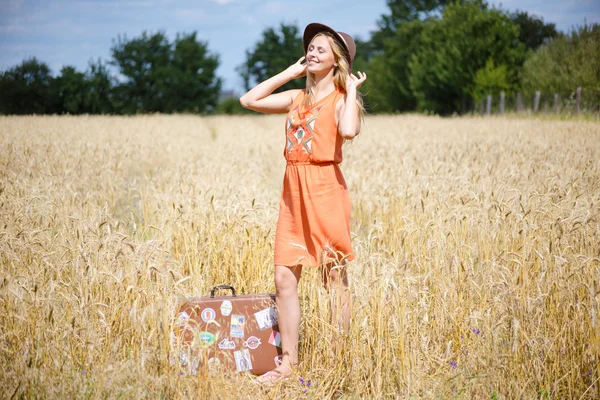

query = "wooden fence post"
(534, 91), (541, 112)
(554, 93), (559, 114)
(576, 87), (581, 113)
(500, 91), (505, 114)
(516, 92), (522, 112)
(486, 95), (492, 115)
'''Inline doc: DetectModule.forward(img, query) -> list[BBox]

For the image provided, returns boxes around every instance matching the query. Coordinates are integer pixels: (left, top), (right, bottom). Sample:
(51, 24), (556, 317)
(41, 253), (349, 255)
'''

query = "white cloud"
(240, 14), (257, 25)
(262, 1), (284, 14)
(209, 0), (233, 4)
(174, 7), (206, 22)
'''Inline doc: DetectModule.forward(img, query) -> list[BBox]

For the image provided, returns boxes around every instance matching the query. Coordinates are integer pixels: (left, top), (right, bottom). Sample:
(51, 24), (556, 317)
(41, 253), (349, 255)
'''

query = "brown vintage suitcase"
(172, 285), (282, 375)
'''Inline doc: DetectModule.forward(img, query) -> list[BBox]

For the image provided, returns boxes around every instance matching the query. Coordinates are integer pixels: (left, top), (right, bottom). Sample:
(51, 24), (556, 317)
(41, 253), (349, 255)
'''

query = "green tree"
(471, 58), (511, 102)
(86, 58), (114, 114)
(365, 19), (425, 112)
(371, 0), (454, 51)
(520, 24), (600, 109)
(365, 0), (455, 112)
(409, 1), (526, 114)
(160, 32), (222, 113)
(353, 36), (377, 65)
(111, 31), (220, 113)
(0, 57), (53, 114)
(52, 65), (88, 114)
(111, 31), (172, 113)
(511, 10), (558, 52)
(238, 23), (304, 92)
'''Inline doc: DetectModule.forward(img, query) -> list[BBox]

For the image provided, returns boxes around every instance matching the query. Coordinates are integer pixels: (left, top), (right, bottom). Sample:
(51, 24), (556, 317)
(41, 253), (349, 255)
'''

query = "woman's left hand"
(346, 71), (367, 91)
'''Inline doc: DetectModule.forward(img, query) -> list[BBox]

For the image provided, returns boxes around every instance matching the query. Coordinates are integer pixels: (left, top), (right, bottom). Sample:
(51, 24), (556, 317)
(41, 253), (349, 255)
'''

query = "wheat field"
(0, 114), (599, 399)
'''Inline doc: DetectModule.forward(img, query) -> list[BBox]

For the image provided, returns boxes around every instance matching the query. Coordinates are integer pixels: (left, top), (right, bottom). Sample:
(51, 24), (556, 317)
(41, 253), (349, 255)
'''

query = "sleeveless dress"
(274, 88), (355, 267)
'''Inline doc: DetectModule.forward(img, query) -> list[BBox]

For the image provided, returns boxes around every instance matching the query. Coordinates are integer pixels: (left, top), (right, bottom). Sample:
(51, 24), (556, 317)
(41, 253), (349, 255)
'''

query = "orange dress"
(274, 89), (355, 267)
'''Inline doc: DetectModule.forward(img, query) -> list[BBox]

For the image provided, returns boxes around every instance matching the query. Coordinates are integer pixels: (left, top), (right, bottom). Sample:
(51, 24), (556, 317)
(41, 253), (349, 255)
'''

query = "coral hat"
(303, 22), (356, 72)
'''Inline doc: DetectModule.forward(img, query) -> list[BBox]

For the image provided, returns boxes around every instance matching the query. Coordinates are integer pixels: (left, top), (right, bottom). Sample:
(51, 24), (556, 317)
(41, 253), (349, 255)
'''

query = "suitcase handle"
(210, 285), (237, 298)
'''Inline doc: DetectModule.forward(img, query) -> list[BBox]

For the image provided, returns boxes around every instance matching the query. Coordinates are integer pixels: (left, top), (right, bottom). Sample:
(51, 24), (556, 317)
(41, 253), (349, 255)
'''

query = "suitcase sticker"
(234, 349), (253, 372)
(220, 300), (233, 316)
(254, 307), (278, 330)
(218, 338), (236, 350)
(201, 308), (216, 322)
(230, 314), (245, 338)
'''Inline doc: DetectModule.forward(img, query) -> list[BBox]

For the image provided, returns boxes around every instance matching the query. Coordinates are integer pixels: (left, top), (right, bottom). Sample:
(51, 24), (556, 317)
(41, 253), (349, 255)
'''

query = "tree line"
(1, 0), (598, 115)
(0, 31), (220, 115)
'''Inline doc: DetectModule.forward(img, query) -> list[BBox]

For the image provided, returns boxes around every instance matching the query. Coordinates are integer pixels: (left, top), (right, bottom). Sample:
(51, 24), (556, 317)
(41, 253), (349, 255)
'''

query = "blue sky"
(1, 0), (598, 93)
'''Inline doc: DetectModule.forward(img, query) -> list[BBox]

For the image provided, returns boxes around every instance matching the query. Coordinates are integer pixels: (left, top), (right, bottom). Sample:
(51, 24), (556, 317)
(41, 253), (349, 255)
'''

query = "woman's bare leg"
(322, 263), (352, 331)
(273, 264), (302, 374)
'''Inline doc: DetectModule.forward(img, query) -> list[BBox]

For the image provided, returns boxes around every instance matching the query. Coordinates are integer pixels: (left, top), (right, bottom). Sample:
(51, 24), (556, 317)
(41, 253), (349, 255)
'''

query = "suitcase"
(172, 285), (282, 375)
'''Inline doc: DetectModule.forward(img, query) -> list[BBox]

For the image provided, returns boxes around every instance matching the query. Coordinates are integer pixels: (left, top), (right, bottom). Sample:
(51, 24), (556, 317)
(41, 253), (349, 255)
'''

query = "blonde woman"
(240, 22), (366, 383)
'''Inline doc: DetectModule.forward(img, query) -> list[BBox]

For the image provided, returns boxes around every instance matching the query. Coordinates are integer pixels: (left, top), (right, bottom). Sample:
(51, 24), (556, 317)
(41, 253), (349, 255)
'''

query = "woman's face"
(306, 35), (337, 75)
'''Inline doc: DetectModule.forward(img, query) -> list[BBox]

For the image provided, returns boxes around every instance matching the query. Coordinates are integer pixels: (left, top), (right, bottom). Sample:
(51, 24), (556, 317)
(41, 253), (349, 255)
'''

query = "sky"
(1, 0), (598, 94)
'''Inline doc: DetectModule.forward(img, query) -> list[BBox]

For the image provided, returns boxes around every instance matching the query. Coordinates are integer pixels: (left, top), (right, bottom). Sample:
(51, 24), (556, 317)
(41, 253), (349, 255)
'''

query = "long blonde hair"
(302, 32), (365, 121)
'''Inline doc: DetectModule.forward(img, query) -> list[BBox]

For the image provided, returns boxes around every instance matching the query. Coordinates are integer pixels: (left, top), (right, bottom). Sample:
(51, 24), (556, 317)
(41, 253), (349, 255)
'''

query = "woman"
(240, 22), (366, 383)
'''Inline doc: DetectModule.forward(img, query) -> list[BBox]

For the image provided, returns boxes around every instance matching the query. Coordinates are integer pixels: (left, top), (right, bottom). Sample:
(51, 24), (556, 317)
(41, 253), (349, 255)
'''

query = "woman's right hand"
(284, 56), (307, 80)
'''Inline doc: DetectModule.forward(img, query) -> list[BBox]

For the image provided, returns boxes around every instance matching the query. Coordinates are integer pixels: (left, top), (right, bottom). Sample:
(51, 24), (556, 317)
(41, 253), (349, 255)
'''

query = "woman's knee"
(274, 265), (301, 295)
(322, 265), (349, 291)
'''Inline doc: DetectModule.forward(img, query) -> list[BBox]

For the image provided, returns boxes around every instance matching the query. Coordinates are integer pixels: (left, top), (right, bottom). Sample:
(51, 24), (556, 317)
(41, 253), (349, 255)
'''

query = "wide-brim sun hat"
(303, 22), (356, 72)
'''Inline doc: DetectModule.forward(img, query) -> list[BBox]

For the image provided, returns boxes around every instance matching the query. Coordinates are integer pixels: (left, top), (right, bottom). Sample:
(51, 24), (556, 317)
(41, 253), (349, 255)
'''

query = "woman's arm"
(239, 57), (307, 114)
(337, 71), (367, 139)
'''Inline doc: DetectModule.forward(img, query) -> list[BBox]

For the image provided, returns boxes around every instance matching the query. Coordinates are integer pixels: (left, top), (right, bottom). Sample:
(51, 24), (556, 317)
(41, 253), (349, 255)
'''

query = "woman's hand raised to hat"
(284, 56), (308, 80)
(346, 71), (367, 92)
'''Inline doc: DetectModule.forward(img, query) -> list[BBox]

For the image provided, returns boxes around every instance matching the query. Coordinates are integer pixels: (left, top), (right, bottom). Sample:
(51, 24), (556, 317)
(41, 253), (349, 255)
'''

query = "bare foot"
(275, 355), (295, 374)
(254, 369), (291, 384)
